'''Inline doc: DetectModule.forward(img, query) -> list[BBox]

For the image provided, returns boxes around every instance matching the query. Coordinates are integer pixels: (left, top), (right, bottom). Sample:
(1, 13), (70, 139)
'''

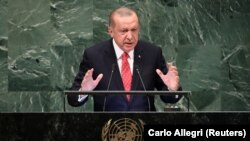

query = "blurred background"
(0, 0), (250, 112)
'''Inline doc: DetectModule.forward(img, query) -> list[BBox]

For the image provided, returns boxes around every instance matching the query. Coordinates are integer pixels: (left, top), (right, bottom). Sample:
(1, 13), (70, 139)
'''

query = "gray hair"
(108, 6), (138, 27)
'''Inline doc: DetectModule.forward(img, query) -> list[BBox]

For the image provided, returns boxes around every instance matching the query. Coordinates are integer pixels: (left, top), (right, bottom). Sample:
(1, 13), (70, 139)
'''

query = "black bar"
(64, 90), (191, 96)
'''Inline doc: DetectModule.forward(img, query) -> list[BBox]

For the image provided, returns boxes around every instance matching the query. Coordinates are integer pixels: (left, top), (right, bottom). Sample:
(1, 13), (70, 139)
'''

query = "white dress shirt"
(112, 39), (134, 74)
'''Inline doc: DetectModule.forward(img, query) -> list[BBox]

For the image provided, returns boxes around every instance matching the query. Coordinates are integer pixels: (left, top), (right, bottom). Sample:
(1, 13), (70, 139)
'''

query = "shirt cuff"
(78, 95), (88, 102)
(78, 88), (88, 102)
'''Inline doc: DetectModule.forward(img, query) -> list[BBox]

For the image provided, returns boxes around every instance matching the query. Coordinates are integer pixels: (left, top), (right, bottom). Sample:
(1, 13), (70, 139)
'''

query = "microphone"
(103, 63), (116, 111)
(135, 65), (151, 111)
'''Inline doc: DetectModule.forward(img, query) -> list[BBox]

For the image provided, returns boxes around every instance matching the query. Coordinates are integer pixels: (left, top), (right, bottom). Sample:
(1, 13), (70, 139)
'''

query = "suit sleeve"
(155, 47), (182, 103)
(67, 51), (90, 107)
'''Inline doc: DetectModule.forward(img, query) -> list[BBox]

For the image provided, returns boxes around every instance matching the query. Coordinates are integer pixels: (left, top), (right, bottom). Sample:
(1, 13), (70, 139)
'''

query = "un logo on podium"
(102, 118), (144, 141)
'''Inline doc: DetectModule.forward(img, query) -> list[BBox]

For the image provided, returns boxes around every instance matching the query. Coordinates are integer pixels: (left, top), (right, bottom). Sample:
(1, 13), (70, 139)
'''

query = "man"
(68, 7), (181, 111)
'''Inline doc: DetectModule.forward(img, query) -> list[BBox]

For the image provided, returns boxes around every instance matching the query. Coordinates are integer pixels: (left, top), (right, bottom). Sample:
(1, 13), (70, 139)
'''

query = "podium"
(64, 90), (191, 112)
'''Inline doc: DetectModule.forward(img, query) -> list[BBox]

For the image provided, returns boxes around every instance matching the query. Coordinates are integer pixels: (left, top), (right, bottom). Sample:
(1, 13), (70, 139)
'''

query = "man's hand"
(80, 68), (103, 91)
(156, 63), (180, 91)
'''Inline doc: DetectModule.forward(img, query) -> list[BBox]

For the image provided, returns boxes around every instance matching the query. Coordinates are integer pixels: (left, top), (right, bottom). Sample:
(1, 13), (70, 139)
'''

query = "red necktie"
(121, 52), (132, 101)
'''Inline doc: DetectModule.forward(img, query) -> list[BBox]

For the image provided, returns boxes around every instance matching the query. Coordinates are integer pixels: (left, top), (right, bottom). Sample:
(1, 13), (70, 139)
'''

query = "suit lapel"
(130, 43), (143, 102)
(131, 45), (143, 90)
(103, 40), (124, 91)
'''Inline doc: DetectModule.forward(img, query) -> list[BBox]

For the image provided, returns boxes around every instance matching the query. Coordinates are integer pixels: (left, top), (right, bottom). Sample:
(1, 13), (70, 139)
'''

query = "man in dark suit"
(67, 6), (181, 111)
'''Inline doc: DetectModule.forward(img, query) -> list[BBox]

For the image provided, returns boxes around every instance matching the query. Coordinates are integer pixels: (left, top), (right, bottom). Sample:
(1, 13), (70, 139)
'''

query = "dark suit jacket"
(68, 39), (181, 111)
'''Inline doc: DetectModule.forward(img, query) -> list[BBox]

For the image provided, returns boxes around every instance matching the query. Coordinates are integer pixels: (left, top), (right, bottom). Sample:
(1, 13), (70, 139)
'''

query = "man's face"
(108, 13), (139, 53)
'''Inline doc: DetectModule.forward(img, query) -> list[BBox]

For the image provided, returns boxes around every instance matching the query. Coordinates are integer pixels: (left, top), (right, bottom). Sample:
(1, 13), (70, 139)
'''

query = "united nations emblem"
(102, 118), (144, 141)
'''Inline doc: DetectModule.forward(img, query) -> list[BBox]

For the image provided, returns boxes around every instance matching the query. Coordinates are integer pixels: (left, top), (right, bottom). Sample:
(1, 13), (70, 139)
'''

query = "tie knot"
(122, 52), (129, 60)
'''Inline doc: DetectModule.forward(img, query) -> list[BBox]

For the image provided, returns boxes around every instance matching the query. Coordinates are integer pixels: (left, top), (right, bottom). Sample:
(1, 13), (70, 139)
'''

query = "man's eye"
(121, 29), (128, 33)
(131, 29), (137, 32)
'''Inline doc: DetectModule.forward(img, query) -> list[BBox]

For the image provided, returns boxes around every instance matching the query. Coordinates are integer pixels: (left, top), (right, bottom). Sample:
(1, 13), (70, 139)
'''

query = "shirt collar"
(112, 39), (134, 59)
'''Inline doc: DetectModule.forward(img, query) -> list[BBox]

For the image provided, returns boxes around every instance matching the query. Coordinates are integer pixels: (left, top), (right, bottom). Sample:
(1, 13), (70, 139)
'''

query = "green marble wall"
(0, 0), (250, 112)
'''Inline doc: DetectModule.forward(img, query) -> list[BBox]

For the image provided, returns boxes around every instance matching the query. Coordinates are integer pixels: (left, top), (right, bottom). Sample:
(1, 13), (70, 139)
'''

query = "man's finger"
(156, 69), (165, 79)
(169, 69), (178, 76)
(88, 68), (94, 76)
(93, 73), (103, 86)
(168, 65), (177, 71)
(83, 70), (90, 79)
(167, 63), (174, 67)
(83, 68), (93, 79)
(95, 73), (103, 82)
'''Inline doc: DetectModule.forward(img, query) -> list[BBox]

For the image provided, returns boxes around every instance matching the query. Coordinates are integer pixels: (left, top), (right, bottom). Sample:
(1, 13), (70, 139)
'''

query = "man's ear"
(108, 27), (113, 37)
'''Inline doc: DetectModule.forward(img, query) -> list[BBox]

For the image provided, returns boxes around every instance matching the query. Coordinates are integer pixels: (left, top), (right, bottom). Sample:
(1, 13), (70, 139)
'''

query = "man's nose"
(126, 31), (132, 40)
